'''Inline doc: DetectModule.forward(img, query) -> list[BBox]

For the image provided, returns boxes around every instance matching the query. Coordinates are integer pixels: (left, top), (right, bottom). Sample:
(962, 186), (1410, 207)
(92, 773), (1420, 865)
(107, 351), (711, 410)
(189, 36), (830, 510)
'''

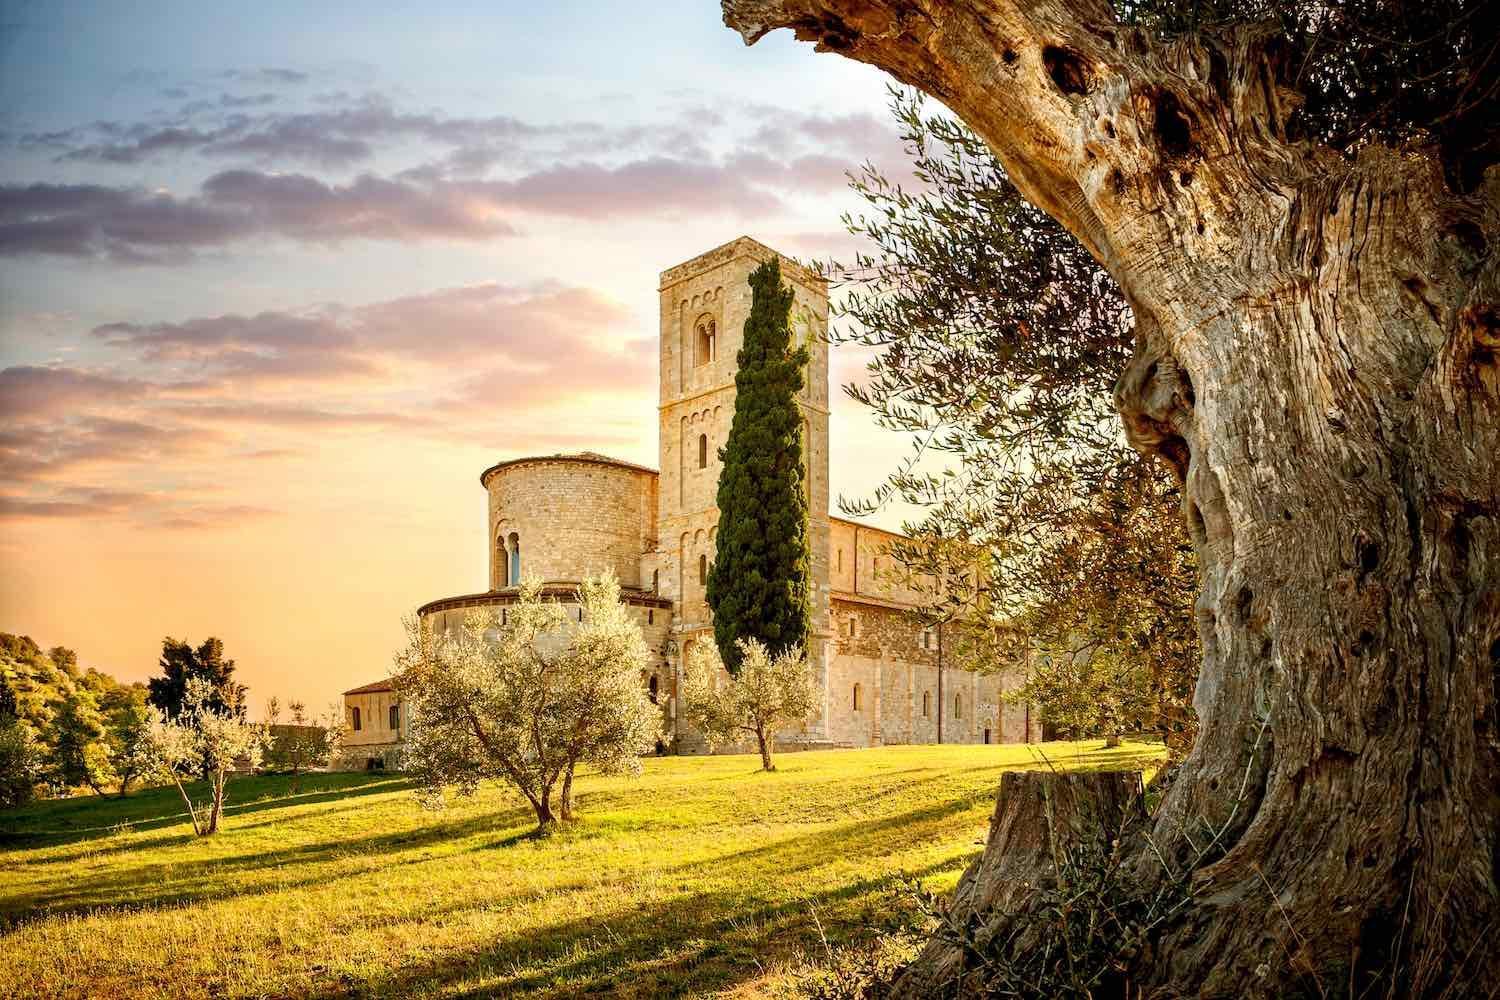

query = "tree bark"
(206, 774), (225, 835)
(534, 786), (556, 830)
(560, 764), (575, 821)
(756, 725), (776, 771)
(720, 1), (1500, 993)
(892, 770), (1147, 997)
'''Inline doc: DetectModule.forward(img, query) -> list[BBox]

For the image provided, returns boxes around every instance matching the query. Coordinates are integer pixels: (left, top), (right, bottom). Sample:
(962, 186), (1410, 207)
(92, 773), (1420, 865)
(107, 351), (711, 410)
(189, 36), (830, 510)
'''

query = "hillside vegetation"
(0, 741), (1162, 998)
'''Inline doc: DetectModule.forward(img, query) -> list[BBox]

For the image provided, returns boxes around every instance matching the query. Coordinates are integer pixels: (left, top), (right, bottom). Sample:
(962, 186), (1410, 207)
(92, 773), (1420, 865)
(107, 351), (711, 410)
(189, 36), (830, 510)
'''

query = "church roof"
(479, 451), (658, 488)
(343, 679), (395, 696)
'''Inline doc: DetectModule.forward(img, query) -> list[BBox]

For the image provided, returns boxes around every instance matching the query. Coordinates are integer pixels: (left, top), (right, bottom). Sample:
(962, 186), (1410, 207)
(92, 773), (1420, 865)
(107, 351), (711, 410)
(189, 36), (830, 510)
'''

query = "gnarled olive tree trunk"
(720, 1), (1499, 993)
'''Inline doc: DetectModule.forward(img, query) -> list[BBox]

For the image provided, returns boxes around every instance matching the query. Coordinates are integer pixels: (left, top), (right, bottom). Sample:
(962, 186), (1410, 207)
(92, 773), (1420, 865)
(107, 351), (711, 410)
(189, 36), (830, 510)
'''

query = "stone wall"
(482, 455), (658, 590)
(824, 597), (1031, 747)
(829, 518), (934, 608)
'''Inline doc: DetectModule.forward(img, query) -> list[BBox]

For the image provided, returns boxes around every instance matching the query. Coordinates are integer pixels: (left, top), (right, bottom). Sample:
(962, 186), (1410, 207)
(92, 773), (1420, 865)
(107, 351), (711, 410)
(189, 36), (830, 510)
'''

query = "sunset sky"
(0, 0), (930, 712)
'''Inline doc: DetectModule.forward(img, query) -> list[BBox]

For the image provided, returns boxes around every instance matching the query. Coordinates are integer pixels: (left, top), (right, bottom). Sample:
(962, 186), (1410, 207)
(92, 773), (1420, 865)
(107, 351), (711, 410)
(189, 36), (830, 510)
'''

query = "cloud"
(0, 415), (227, 483)
(0, 366), (151, 420)
(0, 151), (821, 261)
(0, 171), (519, 261)
(30, 95), (592, 169)
(454, 157), (786, 218)
(0, 279), (657, 526)
(0, 486), (277, 527)
(91, 281), (642, 381)
(223, 68), (309, 85)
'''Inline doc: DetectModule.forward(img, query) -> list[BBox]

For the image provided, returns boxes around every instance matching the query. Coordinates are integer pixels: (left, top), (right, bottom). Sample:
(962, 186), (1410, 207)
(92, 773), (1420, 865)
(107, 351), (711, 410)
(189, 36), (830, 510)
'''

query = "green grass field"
(0, 741), (1162, 999)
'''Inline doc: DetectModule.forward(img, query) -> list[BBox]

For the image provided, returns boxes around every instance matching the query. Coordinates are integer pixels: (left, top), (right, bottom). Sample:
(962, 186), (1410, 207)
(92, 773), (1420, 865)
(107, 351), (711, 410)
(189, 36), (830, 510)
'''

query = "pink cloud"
(1, 280), (658, 526)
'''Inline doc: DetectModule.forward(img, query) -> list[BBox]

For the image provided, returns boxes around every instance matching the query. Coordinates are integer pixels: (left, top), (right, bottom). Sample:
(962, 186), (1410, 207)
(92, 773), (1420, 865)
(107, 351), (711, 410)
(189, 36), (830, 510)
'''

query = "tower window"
(388, 704), (400, 731)
(922, 691), (931, 718)
(652, 569), (659, 593)
(350, 706), (361, 731)
(698, 433), (708, 469)
(695, 318), (716, 366)
(508, 533), (521, 586)
(853, 683), (862, 711)
(954, 694), (963, 720)
(649, 675), (659, 703)
(698, 554), (708, 586)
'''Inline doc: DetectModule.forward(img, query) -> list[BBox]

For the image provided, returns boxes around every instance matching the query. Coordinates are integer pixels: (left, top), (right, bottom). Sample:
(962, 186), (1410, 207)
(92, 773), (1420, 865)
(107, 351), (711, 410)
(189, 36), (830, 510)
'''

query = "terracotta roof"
(829, 514), (910, 541)
(343, 679), (395, 696)
(479, 451), (658, 488)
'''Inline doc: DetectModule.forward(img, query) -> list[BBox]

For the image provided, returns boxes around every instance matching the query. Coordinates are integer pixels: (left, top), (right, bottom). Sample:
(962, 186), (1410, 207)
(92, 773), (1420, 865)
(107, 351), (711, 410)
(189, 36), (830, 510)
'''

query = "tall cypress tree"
(706, 257), (812, 674)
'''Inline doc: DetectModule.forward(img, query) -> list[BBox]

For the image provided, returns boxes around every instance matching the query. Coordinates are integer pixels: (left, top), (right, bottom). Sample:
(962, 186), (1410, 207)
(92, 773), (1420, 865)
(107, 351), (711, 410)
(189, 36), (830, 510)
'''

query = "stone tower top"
(658, 235), (827, 293)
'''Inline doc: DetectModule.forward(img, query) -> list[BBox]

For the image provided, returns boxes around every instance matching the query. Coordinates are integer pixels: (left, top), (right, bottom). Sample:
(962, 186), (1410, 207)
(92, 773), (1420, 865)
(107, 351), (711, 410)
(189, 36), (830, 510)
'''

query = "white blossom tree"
(136, 676), (268, 836)
(681, 638), (817, 772)
(395, 572), (661, 831)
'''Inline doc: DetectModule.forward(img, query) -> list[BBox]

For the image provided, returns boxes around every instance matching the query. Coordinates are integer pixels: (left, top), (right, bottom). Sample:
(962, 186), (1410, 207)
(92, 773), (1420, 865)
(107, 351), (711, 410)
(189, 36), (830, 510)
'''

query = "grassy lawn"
(0, 740), (1163, 999)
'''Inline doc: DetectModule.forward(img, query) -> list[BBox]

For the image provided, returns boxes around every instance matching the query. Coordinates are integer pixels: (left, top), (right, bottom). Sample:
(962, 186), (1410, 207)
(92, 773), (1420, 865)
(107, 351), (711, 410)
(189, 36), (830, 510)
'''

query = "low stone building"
(339, 679), (407, 770)
(341, 237), (1038, 763)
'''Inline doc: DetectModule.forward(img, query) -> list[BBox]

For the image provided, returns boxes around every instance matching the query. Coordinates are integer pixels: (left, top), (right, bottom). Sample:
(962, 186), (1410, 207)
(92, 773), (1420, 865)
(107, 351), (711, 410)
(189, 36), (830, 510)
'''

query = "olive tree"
(396, 573), (661, 830)
(831, 89), (1198, 750)
(681, 638), (818, 771)
(721, 0), (1499, 992)
(136, 676), (268, 836)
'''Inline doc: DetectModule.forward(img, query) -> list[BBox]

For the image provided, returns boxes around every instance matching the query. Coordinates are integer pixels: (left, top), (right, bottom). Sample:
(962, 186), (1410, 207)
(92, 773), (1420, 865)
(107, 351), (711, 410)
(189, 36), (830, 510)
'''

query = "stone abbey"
(342, 238), (1038, 766)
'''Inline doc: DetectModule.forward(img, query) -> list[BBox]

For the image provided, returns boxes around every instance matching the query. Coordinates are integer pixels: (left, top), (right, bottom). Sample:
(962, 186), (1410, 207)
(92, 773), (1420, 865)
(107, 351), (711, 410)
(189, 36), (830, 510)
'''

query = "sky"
(0, 0), (927, 713)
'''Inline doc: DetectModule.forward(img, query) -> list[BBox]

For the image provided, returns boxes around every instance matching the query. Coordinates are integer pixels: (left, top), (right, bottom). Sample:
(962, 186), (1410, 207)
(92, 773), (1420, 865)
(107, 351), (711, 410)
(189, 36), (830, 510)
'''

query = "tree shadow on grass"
(0, 773), (405, 852)
(299, 819), (970, 1000)
(0, 795), (539, 928)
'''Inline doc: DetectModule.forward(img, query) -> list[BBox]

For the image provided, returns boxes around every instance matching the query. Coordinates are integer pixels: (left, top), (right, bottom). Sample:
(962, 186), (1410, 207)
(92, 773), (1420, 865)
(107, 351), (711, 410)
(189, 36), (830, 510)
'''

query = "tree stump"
(892, 769), (1147, 998)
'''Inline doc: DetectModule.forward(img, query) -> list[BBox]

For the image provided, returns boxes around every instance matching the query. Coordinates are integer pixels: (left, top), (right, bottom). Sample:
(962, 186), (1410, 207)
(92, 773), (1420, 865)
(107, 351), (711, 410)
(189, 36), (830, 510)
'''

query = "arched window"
(652, 569), (659, 593)
(695, 318), (716, 366)
(698, 433), (708, 469)
(508, 533), (521, 586)
(497, 534), (509, 588)
(922, 691), (931, 718)
(698, 553), (708, 586)
(853, 684), (862, 711)
(350, 706), (362, 731)
(954, 694), (963, 720)
(388, 704), (400, 730)
(648, 675), (659, 703)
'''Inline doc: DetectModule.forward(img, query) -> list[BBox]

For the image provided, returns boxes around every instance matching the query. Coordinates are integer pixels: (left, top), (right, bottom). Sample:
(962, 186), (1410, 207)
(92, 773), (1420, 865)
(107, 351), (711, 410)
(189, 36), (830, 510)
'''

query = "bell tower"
(656, 237), (833, 739)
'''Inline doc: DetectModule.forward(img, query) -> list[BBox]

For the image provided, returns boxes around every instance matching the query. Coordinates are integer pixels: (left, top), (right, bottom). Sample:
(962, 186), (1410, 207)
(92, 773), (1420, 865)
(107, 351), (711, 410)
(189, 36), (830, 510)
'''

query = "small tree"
(706, 256), (813, 674)
(136, 677), (267, 836)
(681, 638), (817, 772)
(47, 684), (116, 795)
(0, 714), (42, 809)
(96, 682), (152, 797)
(396, 573), (660, 831)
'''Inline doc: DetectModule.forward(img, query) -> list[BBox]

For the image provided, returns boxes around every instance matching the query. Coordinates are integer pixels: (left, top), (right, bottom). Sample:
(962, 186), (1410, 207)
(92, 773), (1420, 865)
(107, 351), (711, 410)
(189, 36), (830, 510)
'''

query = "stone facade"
(337, 680), (408, 770)
(343, 237), (1037, 759)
